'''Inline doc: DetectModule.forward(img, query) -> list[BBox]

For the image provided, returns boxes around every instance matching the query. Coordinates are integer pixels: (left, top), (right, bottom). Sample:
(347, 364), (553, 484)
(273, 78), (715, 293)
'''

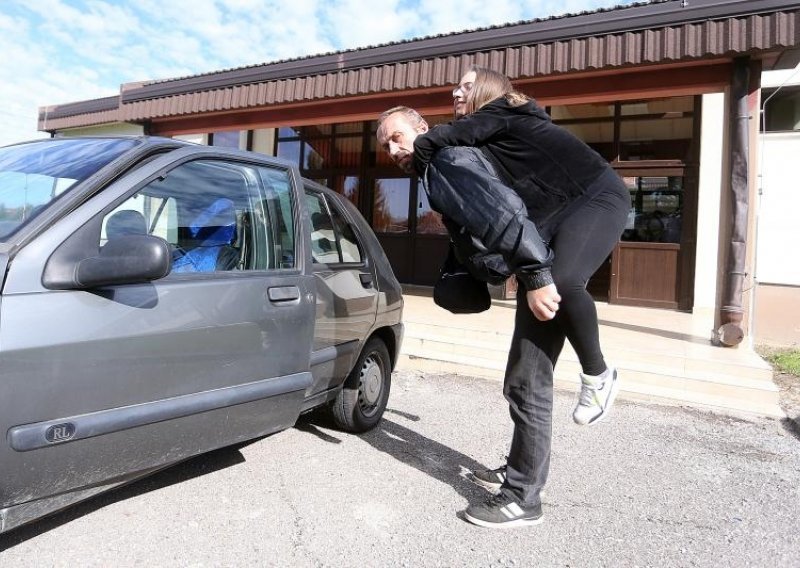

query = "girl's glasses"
(452, 82), (474, 97)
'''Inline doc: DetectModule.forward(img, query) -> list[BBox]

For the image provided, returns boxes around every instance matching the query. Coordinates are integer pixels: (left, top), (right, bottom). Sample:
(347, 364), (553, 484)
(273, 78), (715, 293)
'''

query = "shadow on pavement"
(362, 418), (491, 502)
(385, 408), (421, 422)
(301, 411), (491, 504)
(295, 419), (343, 444)
(0, 443), (252, 551)
(780, 416), (800, 442)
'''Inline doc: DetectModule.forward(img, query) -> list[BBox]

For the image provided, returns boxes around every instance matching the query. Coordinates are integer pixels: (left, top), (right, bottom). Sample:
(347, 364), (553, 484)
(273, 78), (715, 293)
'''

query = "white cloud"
(0, 0), (636, 147)
(320, 0), (418, 48)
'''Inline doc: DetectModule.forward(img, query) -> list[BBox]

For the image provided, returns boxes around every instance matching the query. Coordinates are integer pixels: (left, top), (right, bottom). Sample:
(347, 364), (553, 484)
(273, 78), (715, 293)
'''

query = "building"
(37, 0), (800, 346)
(754, 67), (800, 346)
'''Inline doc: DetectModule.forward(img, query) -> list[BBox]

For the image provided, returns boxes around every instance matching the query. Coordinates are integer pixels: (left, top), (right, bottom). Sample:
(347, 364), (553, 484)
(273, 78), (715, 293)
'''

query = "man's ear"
(416, 120), (429, 134)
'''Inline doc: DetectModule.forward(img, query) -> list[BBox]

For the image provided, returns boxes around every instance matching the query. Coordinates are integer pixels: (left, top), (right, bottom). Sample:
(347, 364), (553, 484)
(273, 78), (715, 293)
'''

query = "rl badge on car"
(45, 423), (76, 444)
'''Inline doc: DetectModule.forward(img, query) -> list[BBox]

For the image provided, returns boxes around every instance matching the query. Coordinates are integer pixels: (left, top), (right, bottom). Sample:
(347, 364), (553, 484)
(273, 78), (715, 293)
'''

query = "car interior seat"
(106, 210), (148, 239)
(172, 197), (239, 272)
(310, 211), (337, 263)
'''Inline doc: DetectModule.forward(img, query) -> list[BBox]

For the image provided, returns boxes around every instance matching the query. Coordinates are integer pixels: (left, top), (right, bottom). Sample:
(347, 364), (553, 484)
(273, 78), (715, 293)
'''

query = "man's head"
(376, 106), (428, 173)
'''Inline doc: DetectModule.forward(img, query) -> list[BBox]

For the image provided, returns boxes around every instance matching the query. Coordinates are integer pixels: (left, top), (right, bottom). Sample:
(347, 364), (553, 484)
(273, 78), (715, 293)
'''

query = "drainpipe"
(717, 57), (751, 347)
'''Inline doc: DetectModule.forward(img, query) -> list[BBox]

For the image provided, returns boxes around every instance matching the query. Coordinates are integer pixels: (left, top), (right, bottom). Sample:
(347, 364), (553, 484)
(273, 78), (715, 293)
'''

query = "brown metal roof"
(39, 0), (800, 131)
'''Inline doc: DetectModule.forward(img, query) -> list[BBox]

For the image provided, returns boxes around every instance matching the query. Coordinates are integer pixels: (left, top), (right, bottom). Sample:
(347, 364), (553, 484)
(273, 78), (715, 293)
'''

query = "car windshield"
(0, 138), (139, 240)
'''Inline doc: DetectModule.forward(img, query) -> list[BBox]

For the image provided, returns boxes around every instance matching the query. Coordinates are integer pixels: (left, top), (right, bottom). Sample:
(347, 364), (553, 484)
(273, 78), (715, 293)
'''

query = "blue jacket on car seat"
(172, 198), (239, 272)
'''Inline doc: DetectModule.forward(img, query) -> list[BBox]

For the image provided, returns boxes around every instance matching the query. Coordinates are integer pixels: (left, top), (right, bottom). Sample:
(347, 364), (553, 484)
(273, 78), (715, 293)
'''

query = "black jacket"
(414, 97), (616, 235)
(425, 147), (554, 290)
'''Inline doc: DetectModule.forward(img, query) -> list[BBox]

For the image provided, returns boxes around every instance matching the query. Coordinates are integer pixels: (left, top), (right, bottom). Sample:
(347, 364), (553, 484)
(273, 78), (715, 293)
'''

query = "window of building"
(416, 180), (447, 235)
(549, 96), (696, 162)
(276, 123), (363, 171)
(210, 130), (243, 149)
(372, 178), (410, 234)
(762, 86), (800, 132)
(619, 97), (694, 161)
(277, 123), (365, 205)
(620, 175), (684, 244)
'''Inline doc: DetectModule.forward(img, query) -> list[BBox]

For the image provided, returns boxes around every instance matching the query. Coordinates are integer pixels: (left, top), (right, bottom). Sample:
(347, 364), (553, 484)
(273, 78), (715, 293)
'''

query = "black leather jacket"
(414, 97), (615, 236)
(425, 147), (554, 290)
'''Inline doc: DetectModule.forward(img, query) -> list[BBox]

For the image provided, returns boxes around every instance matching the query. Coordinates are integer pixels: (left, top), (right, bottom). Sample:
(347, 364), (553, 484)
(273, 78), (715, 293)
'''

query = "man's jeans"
(501, 291), (563, 507)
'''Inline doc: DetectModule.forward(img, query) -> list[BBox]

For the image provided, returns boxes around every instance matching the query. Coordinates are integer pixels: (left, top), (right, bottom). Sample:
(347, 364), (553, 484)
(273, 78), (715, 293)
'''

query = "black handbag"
(433, 244), (492, 314)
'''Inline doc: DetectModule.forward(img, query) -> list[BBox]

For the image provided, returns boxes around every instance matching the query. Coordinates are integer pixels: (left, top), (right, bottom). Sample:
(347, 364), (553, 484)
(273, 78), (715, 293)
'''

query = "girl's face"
(452, 70), (477, 117)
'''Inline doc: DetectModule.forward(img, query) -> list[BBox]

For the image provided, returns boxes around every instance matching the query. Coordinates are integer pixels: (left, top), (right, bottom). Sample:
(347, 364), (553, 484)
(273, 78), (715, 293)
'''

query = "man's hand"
(526, 284), (561, 321)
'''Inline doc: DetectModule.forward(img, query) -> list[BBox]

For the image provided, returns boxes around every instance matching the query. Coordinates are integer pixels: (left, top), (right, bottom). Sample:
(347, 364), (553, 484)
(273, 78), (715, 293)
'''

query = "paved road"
(2, 371), (798, 567)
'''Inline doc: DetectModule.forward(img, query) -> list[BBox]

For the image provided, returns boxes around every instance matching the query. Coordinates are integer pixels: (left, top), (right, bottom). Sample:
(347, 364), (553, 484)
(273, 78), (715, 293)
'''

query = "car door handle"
(359, 273), (373, 288)
(268, 286), (300, 303)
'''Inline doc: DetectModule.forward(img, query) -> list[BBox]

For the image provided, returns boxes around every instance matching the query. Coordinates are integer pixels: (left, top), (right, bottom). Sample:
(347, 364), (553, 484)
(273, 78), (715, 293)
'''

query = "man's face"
(376, 112), (428, 173)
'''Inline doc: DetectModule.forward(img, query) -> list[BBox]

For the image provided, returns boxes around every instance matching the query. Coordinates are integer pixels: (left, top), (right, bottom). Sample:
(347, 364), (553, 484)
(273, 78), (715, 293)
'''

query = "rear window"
(0, 138), (138, 240)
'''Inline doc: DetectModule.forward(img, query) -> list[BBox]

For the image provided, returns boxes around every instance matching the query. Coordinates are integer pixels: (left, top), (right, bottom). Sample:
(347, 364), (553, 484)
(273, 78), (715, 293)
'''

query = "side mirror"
(72, 235), (171, 289)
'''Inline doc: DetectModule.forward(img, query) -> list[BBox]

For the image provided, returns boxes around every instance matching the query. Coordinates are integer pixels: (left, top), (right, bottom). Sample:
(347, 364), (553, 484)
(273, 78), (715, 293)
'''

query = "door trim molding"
(310, 340), (359, 366)
(8, 372), (312, 452)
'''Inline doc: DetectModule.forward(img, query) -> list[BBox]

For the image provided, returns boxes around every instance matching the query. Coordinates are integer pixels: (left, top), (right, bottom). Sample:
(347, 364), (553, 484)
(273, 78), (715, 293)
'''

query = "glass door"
(609, 171), (688, 309)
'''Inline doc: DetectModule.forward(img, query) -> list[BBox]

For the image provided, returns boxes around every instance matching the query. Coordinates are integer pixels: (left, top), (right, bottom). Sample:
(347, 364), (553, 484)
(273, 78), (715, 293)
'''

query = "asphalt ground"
(1, 370), (798, 567)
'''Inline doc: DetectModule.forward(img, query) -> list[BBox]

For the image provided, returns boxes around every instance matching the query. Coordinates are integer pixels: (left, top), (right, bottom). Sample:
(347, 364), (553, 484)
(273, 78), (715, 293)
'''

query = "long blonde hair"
(463, 65), (530, 116)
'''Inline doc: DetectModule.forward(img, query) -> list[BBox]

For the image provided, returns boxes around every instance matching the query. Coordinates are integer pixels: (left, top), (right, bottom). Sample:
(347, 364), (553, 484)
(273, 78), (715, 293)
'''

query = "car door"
(303, 186), (378, 405)
(0, 148), (315, 511)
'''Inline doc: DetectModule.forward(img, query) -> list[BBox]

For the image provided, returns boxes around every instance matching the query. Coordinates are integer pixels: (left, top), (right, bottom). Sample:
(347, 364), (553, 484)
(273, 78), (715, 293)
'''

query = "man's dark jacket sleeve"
(425, 147), (554, 290)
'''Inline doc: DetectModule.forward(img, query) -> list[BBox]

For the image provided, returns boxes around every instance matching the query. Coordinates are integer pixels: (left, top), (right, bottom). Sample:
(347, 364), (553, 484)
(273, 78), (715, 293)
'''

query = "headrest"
(107, 210), (147, 238)
(311, 211), (333, 231)
(190, 198), (236, 247)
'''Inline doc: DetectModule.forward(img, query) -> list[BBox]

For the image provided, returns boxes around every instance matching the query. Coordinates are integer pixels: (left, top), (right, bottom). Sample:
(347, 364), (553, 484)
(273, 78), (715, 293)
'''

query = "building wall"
(753, 285), (800, 347)
(757, 133), (800, 286)
(57, 122), (144, 137)
(753, 131), (800, 346)
(251, 129), (275, 155)
(173, 133), (207, 145)
(174, 129), (274, 153)
(694, 92), (726, 328)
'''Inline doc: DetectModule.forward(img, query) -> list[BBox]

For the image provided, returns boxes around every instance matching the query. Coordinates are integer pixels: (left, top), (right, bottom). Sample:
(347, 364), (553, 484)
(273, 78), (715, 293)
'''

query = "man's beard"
(394, 150), (414, 173)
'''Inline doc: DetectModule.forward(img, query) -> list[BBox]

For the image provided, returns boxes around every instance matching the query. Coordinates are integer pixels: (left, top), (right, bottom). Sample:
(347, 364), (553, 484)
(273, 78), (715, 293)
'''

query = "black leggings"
(502, 171), (630, 506)
(544, 173), (630, 375)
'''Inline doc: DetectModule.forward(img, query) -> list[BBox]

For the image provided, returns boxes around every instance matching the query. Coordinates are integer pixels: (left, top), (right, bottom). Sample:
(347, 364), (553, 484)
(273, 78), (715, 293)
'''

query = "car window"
(329, 202), (362, 263)
(305, 189), (363, 265)
(101, 159), (296, 272)
(0, 138), (139, 240)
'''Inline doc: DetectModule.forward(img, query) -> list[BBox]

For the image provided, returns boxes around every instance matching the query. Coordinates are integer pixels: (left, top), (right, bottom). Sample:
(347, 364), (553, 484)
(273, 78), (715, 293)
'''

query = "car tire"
(331, 338), (391, 433)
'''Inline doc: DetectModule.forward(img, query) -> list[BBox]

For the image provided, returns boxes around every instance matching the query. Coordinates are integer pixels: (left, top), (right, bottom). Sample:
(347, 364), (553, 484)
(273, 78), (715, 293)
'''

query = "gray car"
(0, 137), (403, 533)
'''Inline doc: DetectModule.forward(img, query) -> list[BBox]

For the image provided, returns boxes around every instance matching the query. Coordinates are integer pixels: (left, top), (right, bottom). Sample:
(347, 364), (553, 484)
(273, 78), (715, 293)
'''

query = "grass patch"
(762, 349), (800, 377)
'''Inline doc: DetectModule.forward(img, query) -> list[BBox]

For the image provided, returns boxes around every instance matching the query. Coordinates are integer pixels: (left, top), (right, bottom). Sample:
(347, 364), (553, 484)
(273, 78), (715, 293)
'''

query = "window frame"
(96, 155), (302, 279)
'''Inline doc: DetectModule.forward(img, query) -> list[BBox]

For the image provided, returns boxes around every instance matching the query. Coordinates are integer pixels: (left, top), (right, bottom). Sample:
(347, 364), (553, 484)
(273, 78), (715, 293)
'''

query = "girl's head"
(452, 65), (529, 117)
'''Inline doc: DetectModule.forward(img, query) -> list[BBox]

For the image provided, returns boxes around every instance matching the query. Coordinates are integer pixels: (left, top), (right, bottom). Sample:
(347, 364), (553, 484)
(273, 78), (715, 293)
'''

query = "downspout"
(717, 57), (751, 346)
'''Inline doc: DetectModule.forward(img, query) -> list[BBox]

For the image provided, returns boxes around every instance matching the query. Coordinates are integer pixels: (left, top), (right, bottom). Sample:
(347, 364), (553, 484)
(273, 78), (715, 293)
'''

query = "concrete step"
(397, 354), (784, 418)
(398, 322), (783, 419)
(403, 322), (775, 382)
(402, 335), (775, 387)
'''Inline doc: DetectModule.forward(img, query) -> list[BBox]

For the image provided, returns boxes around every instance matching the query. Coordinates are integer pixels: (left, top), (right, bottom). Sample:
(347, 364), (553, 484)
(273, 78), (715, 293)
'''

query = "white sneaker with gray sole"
(573, 367), (620, 425)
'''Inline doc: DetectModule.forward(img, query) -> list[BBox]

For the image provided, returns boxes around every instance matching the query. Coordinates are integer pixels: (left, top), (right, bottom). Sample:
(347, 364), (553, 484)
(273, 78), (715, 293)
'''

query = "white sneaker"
(572, 368), (620, 425)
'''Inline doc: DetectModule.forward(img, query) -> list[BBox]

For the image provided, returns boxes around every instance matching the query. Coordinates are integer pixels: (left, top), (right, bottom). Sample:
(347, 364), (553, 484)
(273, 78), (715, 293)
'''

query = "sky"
(0, 0), (639, 147)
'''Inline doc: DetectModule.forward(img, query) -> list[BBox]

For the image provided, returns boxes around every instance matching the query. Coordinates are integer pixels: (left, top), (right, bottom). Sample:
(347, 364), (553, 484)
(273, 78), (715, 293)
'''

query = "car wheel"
(331, 338), (391, 433)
